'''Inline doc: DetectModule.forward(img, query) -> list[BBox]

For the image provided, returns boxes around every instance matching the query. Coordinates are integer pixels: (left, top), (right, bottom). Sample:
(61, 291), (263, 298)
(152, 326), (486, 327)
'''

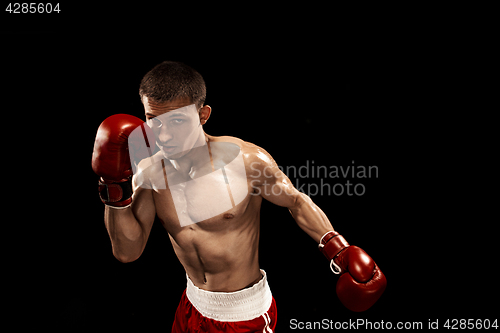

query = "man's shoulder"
(211, 136), (273, 164)
(135, 150), (164, 173)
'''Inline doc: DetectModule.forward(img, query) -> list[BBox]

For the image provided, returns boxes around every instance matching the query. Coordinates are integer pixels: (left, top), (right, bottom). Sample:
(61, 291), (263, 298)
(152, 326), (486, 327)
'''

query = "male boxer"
(92, 61), (386, 332)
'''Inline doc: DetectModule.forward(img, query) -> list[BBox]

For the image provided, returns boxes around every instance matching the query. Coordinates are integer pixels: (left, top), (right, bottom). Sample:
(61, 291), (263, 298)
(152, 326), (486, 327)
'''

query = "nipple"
(223, 213), (234, 219)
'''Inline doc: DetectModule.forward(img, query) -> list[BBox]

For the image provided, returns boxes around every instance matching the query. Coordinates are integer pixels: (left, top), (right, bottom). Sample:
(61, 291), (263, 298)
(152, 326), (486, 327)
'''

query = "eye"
(149, 117), (162, 128)
(170, 118), (185, 125)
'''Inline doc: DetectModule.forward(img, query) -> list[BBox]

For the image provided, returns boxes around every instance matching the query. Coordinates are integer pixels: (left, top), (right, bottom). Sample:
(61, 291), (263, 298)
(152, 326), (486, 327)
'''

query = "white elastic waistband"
(186, 269), (273, 322)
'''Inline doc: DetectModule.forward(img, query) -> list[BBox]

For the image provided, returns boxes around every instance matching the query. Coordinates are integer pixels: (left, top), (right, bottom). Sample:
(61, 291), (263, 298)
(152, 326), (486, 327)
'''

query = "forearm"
(104, 205), (145, 262)
(288, 192), (334, 243)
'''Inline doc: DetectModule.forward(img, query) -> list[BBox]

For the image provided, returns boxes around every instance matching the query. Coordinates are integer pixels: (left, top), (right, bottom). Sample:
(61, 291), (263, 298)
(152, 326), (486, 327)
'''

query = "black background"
(2, 6), (497, 332)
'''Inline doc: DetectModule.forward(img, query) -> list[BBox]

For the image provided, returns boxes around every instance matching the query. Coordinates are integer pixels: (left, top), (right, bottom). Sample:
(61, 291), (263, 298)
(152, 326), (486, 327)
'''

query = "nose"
(157, 123), (173, 144)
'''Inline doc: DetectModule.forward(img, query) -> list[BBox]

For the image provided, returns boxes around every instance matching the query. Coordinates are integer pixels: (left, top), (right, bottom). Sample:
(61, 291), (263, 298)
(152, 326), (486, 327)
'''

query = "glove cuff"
(318, 231), (350, 261)
(98, 176), (133, 207)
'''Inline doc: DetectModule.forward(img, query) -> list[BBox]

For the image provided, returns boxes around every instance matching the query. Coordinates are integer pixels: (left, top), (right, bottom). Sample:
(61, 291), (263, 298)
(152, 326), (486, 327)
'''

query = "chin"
(163, 150), (188, 160)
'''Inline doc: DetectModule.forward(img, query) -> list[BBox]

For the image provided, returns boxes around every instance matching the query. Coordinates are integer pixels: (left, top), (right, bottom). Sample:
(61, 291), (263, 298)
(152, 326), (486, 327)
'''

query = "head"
(139, 60), (207, 109)
(139, 61), (211, 159)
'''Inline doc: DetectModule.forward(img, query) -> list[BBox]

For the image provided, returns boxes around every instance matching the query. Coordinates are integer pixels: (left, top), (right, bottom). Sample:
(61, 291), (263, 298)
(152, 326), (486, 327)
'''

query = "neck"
(169, 131), (211, 173)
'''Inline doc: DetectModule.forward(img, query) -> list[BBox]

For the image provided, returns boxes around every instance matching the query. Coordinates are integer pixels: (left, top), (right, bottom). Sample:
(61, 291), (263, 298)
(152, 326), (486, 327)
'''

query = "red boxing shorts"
(172, 270), (277, 333)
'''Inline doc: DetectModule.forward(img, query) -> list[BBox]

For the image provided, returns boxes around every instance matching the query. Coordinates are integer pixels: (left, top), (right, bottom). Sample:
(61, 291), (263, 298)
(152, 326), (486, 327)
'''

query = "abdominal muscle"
(157, 191), (264, 292)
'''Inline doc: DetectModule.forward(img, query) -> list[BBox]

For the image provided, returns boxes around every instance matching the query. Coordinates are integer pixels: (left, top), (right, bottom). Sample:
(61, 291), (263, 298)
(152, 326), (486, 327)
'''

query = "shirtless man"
(92, 61), (386, 332)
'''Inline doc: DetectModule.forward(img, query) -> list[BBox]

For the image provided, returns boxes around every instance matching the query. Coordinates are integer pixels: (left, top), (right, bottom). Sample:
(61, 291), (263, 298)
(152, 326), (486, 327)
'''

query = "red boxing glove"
(319, 231), (387, 312)
(92, 114), (155, 207)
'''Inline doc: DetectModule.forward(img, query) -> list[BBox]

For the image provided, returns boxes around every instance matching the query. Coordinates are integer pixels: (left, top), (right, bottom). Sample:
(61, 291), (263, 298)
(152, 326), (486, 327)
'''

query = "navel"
(223, 213), (235, 219)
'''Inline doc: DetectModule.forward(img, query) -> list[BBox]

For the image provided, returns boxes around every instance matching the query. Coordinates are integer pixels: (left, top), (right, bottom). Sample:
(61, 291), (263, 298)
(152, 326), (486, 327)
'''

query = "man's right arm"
(104, 181), (156, 263)
(92, 114), (157, 263)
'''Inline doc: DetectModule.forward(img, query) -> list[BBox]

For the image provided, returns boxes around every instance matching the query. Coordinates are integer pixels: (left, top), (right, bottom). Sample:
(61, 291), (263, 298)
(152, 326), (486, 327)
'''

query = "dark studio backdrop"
(3, 9), (497, 332)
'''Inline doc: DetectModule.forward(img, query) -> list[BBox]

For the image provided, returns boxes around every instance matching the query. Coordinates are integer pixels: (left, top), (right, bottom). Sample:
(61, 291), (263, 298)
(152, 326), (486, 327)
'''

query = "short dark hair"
(139, 61), (206, 109)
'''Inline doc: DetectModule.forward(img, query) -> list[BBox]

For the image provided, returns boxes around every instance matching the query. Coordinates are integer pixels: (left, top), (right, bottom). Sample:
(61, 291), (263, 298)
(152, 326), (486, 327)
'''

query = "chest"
(154, 146), (252, 228)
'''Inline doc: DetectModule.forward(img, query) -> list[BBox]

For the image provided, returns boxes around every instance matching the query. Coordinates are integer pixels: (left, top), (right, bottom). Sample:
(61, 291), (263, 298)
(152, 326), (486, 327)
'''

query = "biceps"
(258, 173), (301, 208)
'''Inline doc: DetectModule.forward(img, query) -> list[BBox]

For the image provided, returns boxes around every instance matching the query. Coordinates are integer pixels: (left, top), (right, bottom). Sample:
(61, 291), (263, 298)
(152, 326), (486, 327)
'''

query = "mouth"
(161, 146), (177, 153)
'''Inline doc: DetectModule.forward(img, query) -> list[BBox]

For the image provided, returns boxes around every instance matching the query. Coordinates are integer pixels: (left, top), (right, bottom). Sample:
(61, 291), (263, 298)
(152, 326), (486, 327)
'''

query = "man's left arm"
(249, 147), (387, 312)
(251, 151), (333, 241)
(247, 145), (337, 240)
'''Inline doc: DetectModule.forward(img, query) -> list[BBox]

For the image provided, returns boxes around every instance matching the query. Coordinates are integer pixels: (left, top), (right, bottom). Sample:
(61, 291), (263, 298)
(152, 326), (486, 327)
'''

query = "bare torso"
(137, 135), (263, 292)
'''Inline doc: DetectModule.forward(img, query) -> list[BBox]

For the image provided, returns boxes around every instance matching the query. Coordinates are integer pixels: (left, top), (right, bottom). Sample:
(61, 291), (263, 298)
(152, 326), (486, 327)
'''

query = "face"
(143, 96), (211, 159)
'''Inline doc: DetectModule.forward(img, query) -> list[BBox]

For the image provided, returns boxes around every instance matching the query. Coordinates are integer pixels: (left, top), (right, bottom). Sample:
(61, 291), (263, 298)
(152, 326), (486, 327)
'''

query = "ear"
(199, 105), (212, 125)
